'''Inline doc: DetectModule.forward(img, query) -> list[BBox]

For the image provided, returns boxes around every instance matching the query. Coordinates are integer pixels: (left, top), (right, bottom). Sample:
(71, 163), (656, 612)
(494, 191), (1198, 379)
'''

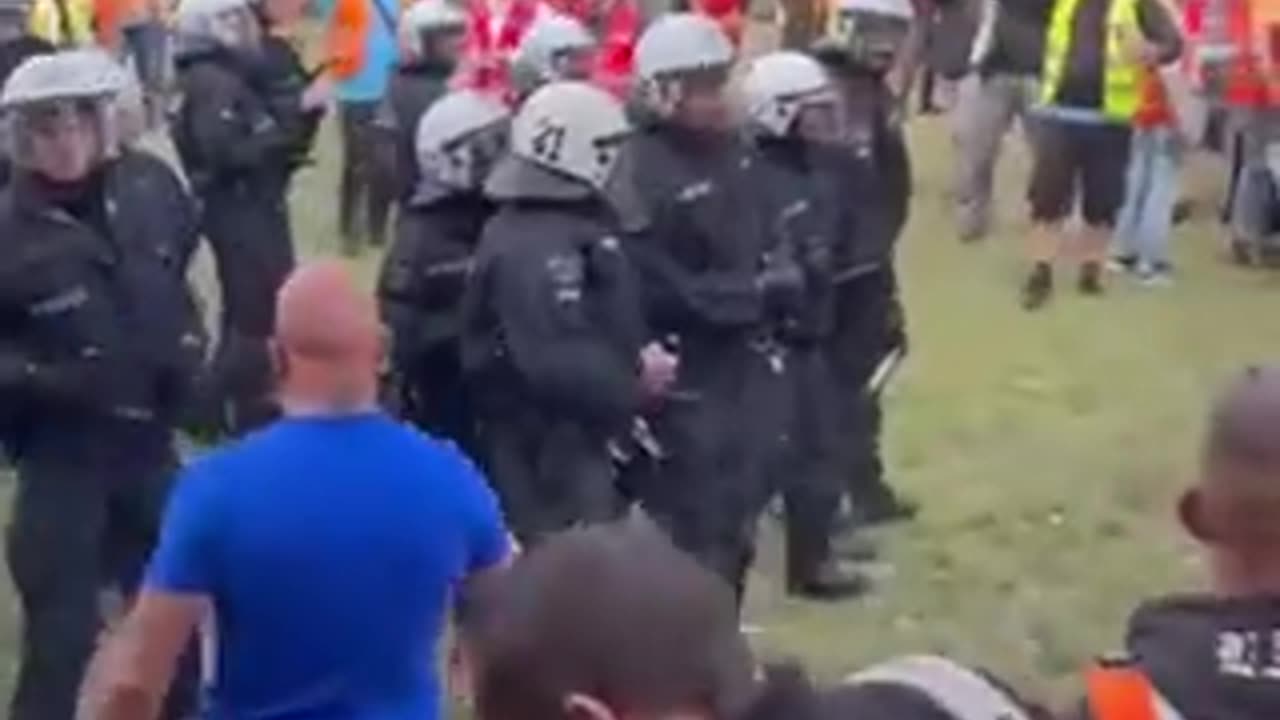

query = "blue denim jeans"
(1115, 126), (1183, 266)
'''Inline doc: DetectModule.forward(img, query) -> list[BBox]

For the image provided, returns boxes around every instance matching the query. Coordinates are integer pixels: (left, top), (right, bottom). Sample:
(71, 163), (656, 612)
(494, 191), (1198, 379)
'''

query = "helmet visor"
(10, 98), (106, 181)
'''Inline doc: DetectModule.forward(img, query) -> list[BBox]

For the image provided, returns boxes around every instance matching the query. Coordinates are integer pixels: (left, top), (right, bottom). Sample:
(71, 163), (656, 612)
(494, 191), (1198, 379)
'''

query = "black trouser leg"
(203, 191), (294, 436)
(7, 460), (106, 720)
(339, 102), (378, 254)
(782, 351), (841, 586)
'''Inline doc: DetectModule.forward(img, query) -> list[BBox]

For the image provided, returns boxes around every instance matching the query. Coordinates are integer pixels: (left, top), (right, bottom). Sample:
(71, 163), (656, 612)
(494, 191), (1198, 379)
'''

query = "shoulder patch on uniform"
(546, 253), (585, 290)
(598, 235), (620, 252)
(28, 285), (89, 317)
(676, 180), (714, 203)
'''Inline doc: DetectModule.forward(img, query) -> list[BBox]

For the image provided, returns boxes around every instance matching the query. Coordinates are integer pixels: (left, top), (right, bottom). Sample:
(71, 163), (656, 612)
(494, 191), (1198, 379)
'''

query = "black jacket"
(462, 199), (646, 430)
(623, 124), (771, 374)
(379, 191), (492, 366)
(980, 0), (1055, 77)
(256, 35), (324, 174)
(1075, 595), (1280, 720)
(0, 153), (205, 458)
(171, 43), (296, 195)
(375, 61), (454, 200)
(747, 139), (846, 346)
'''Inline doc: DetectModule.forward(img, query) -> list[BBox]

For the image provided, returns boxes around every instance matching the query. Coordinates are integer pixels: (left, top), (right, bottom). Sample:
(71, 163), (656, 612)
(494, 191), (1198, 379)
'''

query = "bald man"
(1072, 366), (1280, 720)
(78, 261), (512, 720)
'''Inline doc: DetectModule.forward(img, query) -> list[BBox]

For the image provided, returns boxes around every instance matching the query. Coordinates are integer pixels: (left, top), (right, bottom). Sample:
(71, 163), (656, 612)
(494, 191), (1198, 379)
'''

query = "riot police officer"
(510, 12), (597, 102)
(171, 0), (305, 436)
(462, 81), (677, 544)
(624, 13), (790, 601)
(741, 50), (873, 600)
(0, 50), (204, 720)
(813, 0), (917, 531)
(371, 0), (466, 222)
(379, 89), (508, 452)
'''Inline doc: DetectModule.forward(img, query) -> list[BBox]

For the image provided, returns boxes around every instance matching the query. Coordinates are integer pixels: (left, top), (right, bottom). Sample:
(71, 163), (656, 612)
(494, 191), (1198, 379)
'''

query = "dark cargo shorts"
(1028, 116), (1133, 227)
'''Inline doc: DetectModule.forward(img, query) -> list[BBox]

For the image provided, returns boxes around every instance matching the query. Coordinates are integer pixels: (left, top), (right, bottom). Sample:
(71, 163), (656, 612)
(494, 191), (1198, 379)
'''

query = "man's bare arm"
(77, 591), (206, 720)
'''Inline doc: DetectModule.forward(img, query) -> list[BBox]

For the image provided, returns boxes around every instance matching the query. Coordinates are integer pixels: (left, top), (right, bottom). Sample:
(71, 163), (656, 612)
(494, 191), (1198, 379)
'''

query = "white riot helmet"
(174, 0), (261, 53)
(0, 50), (128, 173)
(818, 0), (914, 70)
(633, 13), (734, 117)
(398, 0), (466, 60)
(511, 13), (596, 100)
(741, 51), (837, 138)
(414, 89), (510, 199)
(488, 81), (629, 198)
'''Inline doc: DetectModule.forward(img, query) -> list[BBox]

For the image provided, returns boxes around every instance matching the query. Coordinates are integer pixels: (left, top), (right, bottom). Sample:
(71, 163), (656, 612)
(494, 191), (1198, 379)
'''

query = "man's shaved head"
(272, 261), (384, 413)
(1198, 366), (1280, 542)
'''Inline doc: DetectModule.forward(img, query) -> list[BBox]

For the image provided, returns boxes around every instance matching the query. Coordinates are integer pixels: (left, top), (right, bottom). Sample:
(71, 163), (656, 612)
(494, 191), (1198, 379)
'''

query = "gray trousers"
(1228, 108), (1280, 251)
(951, 72), (1039, 240)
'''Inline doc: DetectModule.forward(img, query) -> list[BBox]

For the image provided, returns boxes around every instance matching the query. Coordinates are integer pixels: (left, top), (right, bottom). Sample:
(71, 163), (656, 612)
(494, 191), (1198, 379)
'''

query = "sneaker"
(1107, 255), (1138, 274)
(1136, 262), (1174, 288)
(1021, 263), (1054, 311)
(1079, 262), (1105, 296)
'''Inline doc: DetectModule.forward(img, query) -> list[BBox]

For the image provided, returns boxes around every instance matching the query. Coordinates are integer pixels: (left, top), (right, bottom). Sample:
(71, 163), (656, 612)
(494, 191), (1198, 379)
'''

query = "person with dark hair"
(1019, 0), (1182, 310)
(461, 517), (758, 720)
(1069, 365), (1280, 720)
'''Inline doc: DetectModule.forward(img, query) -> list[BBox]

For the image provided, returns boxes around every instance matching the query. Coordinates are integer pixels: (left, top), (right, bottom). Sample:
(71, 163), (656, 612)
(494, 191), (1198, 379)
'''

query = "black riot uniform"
(461, 160), (647, 545)
(624, 122), (790, 599)
(379, 182), (492, 453)
(373, 55), (455, 205)
(0, 150), (205, 720)
(817, 55), (915, 527)
(748, 134), (874, 598)
(172, 37), (301, 436)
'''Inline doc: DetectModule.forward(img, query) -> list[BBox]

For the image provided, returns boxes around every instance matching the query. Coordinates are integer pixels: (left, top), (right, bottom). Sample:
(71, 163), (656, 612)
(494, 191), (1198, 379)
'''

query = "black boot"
(851, 487), (918, 527)
(1078, 261), (1105, 296)
(1021, 262), (1053, 311)
(787, 561), (873, 601)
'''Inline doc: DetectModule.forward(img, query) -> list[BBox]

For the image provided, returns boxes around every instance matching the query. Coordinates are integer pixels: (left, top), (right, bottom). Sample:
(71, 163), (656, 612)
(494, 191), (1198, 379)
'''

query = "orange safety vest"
(689, 0), (743, 48)
(1223, 0), (1280, 108)
(324, 0), (372, 80)
(1086, 663), (1187, 720)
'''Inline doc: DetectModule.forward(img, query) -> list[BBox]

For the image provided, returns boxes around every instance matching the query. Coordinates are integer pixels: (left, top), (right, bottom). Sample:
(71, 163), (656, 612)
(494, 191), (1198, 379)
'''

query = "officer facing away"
(462, 81), (678, 545)
(813, 0), (918, 532)
(379, 89), (508, 452)
(741, 50), (873, 601)
(171, 0), (316, 436)
(0, 50), (205, 720)
(624, 13), (790, 601)
(371, 0), (466, 218)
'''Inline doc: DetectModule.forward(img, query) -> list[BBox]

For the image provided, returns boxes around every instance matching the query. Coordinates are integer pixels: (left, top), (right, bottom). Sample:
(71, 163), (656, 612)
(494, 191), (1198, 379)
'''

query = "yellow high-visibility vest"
(28, 0), (94, 47)
(1040, 0), (1142, 121)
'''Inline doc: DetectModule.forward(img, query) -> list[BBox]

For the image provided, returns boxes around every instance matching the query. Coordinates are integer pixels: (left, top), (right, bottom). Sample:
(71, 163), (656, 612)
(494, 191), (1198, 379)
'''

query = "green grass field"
(0, 60), (1277, 711)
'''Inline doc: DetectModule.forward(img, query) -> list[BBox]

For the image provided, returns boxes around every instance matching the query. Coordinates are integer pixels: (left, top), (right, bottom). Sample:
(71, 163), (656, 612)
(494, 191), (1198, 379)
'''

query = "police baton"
(866, 345), (904, 397)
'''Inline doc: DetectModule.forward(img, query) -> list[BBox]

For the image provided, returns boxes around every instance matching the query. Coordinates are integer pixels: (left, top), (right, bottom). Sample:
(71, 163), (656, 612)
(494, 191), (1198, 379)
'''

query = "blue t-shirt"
(146, 413), (508, 720)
